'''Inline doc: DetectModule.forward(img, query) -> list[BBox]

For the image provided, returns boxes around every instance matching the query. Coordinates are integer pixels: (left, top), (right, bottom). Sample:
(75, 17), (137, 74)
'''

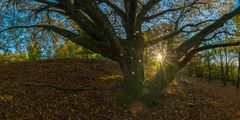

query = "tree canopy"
(0, 0), (240, 106)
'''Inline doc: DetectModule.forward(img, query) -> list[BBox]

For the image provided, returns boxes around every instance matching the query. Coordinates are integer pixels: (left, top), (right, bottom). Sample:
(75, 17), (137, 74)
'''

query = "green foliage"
(0, 53), (28, 64)
(0, 40), (108, 64)
(27, 42), (41, 61)
(186, 55), (204, 77)
(233, 16), (240, 29)
(54, 41), (108, 60)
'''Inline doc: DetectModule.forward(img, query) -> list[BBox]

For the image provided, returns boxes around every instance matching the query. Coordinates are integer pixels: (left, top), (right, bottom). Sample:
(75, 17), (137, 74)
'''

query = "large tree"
(1, 0), (240, 105)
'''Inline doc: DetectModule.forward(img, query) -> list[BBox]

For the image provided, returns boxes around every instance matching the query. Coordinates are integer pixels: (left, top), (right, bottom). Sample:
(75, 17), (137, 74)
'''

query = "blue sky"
(0, 0), (239, 55)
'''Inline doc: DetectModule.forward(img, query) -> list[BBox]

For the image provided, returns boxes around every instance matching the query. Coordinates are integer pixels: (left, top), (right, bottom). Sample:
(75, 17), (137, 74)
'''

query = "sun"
(156, 53), (163, 61)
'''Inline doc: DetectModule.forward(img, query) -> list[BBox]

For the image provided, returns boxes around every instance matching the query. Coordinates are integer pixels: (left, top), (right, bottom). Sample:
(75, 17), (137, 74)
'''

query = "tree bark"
(224, 48), (229, 85)
(237, 48), (240, 89)
(118, 41), (145, 105)
(119, 60), (145, 105)
(207, 56), (211, 81)
(153, 66), (179, 91)
(145, 60), (181, 106)
(219, 49), (226, 86)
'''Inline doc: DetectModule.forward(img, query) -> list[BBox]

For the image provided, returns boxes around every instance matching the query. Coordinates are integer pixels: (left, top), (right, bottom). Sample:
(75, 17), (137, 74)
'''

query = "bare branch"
(136, 0), (160, 29)
(98, 0), (126, 21)
(0, 25), (107, 55)
(179, 41), (240, 67)
(144, 30), (181, 48)
(203, 30), (235, 42)
(143, 1), (206, 22)
(193, 42), (240, 53)
(144, 19), (214, 47)
(175, 6), (240, 56)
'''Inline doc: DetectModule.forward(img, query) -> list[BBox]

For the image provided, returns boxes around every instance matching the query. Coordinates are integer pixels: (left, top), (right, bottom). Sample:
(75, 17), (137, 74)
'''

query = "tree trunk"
(219, 49), (226, 86)
(231, 65), (235, 86)
(118, 41), (145, 106)
(154, 66), (178, 90)
(118, 50), (182, 106)
(207, 57), (211, 81)
(119, 60), (145, 105)
(237, 48), (240, 89)
(224, 48), (229, 85)
(145, 62), (180, 106)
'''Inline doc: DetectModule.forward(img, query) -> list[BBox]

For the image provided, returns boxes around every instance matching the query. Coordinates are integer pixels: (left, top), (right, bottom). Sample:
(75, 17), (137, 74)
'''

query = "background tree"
(237, 47), (240, 88)
(202, 50), (215, 81)
(27, 41), (41, 60)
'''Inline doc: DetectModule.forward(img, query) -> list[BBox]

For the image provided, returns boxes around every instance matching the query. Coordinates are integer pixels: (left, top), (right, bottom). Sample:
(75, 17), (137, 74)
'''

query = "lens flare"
(156, 53), (163, 61)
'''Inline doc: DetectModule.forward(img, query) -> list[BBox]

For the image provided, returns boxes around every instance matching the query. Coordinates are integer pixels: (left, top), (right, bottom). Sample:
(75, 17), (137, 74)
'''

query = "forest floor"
(0, 58), (239, 120)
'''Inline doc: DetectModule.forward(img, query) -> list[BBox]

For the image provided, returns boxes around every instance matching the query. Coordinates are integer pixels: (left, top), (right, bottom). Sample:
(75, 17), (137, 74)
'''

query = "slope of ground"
(0, 58), (239, 120)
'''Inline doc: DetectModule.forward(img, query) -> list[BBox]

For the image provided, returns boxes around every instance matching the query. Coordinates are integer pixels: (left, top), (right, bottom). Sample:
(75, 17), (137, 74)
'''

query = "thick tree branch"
(144, 30), (181, 48)
(136, 0), (160, 29)
(175, 6), (240, 56)
(203, 30), (235, 42)
(57, 1), (105, 42)
(65, 0), (124, 55)
(179, 42), (240, 67)
(0, 25), (108, 56)
(143, 1), (206, 22)
(35, 0), (57, 5)
(28, 4), (65, 20)
(34, 0), (107, 44)
(192, 42), (240, 53)
(98, 0), (126, 21)
(125, 0), (138, 39)
(144, 8), (183, 21)
(144, 19), (214, 48)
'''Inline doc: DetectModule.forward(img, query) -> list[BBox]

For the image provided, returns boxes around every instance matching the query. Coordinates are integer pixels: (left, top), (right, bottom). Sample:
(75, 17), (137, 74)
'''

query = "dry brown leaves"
(0, 58), (239, 119)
